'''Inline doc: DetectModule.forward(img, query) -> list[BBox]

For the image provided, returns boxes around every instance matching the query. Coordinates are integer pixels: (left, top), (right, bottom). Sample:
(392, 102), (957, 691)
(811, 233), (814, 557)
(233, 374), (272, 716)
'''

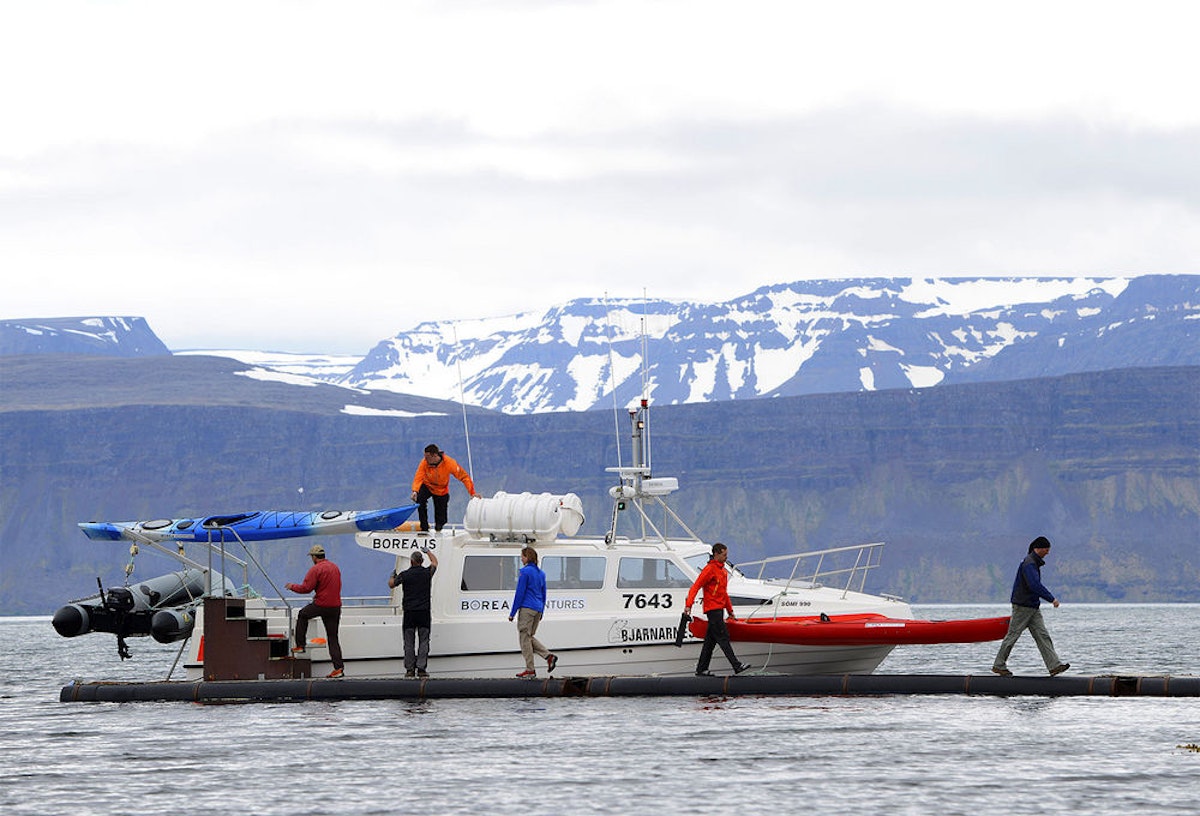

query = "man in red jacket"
(411, 443), (477, 533)
(685, 542), (751, 677)
(286, 544), (345, 678)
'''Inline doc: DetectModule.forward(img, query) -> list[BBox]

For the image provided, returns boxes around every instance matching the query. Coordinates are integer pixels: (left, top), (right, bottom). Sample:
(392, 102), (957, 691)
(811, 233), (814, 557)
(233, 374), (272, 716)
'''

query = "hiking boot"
(991, 667), (1013, 677)
(405, 670), (416, 678)
(326, 668), (344, 679)
(516, 669), (537, 678)
(1049, 663), (1070, 676)
(417, 670), (429, 678)
(546, 653), (559, 674)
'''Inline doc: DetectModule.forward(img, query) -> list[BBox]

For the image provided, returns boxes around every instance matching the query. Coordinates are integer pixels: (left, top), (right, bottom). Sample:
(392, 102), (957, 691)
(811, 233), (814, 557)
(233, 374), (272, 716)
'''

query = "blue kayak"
(79, 505), (418, 543)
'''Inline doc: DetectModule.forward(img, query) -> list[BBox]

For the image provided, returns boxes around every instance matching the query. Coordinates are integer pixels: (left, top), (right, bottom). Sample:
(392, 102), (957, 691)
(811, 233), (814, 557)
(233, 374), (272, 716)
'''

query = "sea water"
(1, 604), (1198, 816)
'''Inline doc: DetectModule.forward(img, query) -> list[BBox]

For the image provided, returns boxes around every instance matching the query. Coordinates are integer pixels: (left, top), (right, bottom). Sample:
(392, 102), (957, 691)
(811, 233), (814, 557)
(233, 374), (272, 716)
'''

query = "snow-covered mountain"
(338, 275), (1199, 413)
(8, 276), (1196, 415)
(0, 316), (169, 357)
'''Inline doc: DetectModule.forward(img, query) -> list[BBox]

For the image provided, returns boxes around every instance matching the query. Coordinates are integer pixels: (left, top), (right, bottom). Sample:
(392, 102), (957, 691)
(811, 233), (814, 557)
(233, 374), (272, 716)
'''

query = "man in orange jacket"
(685, 542), (751, 677)
(411, 443), (477, 533)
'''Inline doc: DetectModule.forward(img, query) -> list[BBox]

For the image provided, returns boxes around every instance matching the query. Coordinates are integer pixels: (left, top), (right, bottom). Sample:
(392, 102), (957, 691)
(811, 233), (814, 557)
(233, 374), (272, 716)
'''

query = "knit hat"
(1027, 536), (1051, 553)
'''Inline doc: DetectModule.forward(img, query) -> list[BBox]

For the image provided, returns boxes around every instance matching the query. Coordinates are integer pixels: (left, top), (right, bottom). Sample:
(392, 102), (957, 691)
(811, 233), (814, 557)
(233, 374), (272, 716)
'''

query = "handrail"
(736, 542), (885, 599)
(258, 594), (395, 607)
(206, 526), (296, 646)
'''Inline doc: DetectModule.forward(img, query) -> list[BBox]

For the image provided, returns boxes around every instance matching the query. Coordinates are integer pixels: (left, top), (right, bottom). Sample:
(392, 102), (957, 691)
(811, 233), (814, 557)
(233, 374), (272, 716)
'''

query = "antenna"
(640, 289), (652, 472)
(604, 292), (623, 470)
(452, 322), (475, 478)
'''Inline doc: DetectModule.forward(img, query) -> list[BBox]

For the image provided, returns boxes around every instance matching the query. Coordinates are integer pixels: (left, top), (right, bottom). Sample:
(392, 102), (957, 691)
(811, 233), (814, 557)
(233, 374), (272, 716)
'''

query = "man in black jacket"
(389, 549), (439, 677)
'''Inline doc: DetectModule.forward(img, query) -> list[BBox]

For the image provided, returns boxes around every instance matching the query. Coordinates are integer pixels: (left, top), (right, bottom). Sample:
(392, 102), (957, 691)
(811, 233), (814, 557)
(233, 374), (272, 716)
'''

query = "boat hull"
(689, 613), (1011, 646)
(183, 598), (899, 680)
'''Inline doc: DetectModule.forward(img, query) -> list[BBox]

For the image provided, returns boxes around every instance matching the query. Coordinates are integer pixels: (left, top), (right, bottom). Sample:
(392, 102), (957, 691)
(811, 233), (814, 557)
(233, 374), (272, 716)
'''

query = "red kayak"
(688, 612), (1011, 646)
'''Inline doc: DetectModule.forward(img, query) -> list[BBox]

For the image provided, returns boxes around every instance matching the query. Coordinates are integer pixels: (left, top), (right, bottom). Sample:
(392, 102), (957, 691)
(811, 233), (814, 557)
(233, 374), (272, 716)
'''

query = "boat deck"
(60, 672), (1200, 703)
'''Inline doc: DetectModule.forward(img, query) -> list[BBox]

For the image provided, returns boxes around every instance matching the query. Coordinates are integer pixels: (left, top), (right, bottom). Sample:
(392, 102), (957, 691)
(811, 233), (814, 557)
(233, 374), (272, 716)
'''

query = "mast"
(605, 398), (701, 546)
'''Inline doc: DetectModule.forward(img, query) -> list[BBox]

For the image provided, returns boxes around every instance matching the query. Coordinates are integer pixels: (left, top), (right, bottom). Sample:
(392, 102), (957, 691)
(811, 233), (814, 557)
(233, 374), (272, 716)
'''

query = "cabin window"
(542, 556), (606, 590)
(461, 555), (521, 591)
(616, 557), (692, 589)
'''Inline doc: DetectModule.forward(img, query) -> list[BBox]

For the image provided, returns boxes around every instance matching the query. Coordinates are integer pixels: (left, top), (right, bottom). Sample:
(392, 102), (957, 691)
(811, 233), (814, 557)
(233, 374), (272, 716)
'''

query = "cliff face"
(2, 355), (1196, 612)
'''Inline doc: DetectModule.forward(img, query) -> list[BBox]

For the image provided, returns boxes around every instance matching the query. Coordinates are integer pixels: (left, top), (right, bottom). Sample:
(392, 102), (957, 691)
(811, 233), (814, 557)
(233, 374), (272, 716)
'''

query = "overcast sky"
(2, 0), (1197, 353)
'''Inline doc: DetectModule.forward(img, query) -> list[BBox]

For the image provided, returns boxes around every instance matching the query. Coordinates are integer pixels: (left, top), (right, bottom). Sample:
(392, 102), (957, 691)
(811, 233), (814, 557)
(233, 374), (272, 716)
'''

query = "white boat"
(165, 401), (920, 680)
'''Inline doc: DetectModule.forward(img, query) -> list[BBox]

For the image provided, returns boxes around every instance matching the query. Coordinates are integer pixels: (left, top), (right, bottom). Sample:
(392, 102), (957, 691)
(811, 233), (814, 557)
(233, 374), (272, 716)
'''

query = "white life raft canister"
(464, 491), (585, 541)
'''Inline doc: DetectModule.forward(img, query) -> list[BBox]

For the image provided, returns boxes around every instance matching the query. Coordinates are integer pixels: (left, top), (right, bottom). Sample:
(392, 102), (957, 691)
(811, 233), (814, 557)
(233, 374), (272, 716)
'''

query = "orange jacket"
(686, 558), (734, 615)
(412, 453), (476, 497)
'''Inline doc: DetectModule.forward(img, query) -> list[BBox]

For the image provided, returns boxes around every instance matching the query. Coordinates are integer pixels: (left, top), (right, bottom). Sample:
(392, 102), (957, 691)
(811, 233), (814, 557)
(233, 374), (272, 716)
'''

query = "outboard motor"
(52, 584), (142, 639)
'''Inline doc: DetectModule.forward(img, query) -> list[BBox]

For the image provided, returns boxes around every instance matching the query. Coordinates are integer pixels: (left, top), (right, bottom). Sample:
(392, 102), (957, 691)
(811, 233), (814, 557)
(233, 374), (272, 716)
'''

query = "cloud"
(2, 1), (1199, 352)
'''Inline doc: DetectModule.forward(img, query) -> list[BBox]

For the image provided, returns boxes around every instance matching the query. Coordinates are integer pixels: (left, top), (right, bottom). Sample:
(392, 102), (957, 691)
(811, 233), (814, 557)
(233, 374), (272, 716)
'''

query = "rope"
(123, 543), (138, 584)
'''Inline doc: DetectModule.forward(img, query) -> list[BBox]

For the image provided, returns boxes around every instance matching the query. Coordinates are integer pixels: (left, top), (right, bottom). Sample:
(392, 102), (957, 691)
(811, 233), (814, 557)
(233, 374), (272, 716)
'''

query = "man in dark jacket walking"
(992, 536), (1070, 677)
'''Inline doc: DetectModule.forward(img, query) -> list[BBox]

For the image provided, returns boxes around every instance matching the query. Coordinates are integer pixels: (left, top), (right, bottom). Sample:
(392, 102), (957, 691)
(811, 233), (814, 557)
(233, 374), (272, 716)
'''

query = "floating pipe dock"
(61, 673), (1200, 703)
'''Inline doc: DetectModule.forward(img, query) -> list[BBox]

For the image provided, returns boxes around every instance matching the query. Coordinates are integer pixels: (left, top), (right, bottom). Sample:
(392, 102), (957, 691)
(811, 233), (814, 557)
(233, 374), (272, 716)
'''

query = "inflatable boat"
(689, 612), (1011, 646)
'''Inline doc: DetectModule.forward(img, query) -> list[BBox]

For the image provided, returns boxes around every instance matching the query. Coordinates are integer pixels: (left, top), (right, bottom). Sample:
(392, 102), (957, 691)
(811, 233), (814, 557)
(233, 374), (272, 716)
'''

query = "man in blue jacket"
(992, 536), (1070, 677)
(508, 546), (558, 678)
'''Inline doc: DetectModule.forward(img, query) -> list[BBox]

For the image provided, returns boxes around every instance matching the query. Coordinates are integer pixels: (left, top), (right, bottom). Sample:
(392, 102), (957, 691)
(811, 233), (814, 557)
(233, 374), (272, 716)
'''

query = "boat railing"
(257, 595), (395, 609)
(202, 527), (297, 644)
(735, 542), (885, 598)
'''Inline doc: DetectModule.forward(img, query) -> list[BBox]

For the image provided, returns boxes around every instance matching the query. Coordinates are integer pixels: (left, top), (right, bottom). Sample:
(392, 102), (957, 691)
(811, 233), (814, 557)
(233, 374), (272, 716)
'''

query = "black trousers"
(402, 609), (433, 672)
(415, 486), (450, 531)
(696, 609), (740, 673)
(295, 603), (343, 670)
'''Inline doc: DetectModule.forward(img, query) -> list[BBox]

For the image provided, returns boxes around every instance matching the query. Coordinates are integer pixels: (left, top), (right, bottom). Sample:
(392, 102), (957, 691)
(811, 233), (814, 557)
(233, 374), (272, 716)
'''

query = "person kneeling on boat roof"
(389, 548), (438, 678)
(286, 544), (345, 679)
(411, 443), (477, 533)
(991, 536), (1070, 678)
(685, 543), (751, 677)
(508, 546), (559, 678)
